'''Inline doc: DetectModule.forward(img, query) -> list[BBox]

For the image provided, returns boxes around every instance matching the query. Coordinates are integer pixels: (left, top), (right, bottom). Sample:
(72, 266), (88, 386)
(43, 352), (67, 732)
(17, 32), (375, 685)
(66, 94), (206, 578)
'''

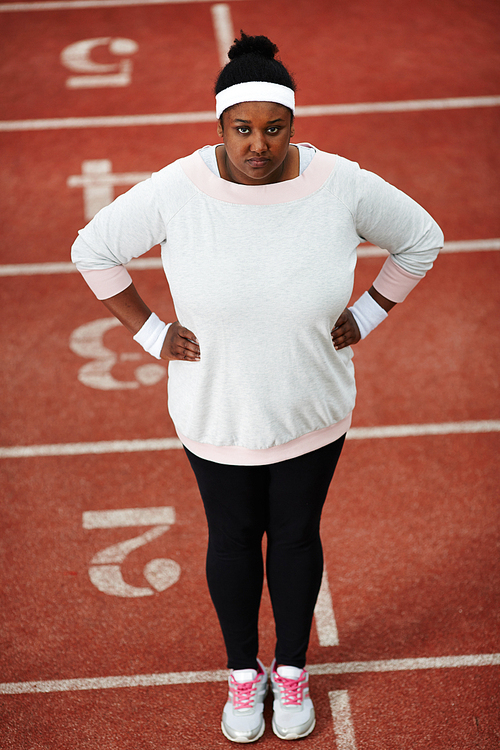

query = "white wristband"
(348, 291), (388, 339)
(133, 313), (171, 359)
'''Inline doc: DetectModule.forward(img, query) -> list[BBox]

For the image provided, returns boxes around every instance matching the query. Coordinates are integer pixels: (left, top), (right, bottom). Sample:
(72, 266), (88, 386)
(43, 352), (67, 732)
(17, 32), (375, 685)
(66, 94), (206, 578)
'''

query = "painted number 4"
(82, 507), (181, 597)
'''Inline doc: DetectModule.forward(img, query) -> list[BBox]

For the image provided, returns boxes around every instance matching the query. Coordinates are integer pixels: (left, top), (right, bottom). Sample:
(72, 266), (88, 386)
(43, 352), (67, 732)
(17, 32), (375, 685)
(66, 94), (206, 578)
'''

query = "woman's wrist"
(133, 313), (171, 358)
(348, 291), (388, 339)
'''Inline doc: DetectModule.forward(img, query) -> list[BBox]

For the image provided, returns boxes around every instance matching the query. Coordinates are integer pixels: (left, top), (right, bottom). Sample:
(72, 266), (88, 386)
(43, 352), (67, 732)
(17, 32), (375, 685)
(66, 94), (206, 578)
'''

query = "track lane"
(1, 0), (499, 747)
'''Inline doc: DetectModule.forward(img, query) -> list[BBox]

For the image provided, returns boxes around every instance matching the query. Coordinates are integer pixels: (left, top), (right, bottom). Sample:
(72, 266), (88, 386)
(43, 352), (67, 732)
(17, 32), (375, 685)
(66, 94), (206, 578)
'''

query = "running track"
(0, 1), (499, 748)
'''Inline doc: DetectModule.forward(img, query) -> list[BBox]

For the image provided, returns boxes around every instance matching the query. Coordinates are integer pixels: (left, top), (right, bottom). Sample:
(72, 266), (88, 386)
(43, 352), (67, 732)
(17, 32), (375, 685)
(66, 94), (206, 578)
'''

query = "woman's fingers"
(161, 322), (200, 361)
(331, 309), (361, 350)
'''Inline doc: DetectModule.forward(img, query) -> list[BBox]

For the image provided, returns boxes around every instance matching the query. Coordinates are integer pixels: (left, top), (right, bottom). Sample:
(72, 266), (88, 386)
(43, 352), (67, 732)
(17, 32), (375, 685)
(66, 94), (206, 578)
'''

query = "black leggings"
(185, 436), (345, 671)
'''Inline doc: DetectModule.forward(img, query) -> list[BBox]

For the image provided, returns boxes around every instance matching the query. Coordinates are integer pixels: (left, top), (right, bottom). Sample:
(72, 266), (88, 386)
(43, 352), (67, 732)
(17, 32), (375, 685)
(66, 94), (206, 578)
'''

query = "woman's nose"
(250, 133), (267, 153)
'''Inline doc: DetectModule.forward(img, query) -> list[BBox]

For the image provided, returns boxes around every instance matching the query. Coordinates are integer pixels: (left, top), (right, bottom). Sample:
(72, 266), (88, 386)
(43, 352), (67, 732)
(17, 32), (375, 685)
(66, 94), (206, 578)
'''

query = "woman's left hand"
(331, 308), (361, 350)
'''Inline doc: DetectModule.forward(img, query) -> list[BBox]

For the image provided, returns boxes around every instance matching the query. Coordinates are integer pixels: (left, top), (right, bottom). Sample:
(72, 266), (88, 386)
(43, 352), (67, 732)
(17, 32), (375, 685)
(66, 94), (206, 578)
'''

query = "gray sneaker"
(221, 658), (268, 743)
(270, 659), (316, 740)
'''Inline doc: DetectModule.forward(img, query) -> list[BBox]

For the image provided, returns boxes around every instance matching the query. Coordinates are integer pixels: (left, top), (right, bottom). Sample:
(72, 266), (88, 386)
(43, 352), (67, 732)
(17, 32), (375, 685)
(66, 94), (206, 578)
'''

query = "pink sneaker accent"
(274, 665), (307, 706)
(231, 669), (264, 710)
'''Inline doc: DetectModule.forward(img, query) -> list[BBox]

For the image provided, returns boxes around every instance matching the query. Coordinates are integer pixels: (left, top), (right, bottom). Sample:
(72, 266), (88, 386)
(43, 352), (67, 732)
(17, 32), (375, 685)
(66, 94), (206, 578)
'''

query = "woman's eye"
(267, 127), (279, 133)
(237, 127), (250, 134)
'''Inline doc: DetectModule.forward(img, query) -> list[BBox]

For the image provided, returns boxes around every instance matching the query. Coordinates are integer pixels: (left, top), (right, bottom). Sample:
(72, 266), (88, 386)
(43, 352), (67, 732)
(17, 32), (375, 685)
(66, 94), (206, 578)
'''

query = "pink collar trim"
(180, 144), (336, 205)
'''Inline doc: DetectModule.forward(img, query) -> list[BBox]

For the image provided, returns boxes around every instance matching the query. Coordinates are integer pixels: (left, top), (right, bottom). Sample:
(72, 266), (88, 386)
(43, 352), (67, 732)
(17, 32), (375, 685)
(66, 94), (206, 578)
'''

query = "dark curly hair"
(215, 32), (296, 120)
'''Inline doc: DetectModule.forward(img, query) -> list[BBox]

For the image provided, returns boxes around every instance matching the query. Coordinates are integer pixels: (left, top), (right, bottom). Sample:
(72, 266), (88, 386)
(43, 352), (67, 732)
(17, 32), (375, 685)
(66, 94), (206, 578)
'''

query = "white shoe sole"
(271, 715), (316, 740)
(221, 719), (265, 743)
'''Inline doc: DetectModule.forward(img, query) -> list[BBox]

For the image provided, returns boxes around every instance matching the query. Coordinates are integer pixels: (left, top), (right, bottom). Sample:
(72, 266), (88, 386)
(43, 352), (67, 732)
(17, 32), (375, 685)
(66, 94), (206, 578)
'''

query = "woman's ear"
(217, 120), (224, 138)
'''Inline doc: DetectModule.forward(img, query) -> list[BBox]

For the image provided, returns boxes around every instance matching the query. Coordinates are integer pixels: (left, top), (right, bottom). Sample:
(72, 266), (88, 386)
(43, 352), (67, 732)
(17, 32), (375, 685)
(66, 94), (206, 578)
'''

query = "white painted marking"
(143, 557), (181, 591)
(83, 507), (180, 597)
(0, 261), (82, 276)
(1, 239), (498, 278)
(0, 0), (235, 11)
(357, 238), (500, 258)
(0, 437), (182, 459)
(211, 4), (234, 67)
(0, 111), (216, 132)
(1, 421), (498, 459)
(296, 95), (500, 117)
(329, 690), (357, 750)
(347, 420), (500, 440)
(89, 564), (155, 596)
(1, 95), (498, 131)
(68, 160), (151, 220)
(1, 653), (498, 695)
(90, 524), (170, 563)
(135, 363), (166, 386)
(308, 653), (500, 675)
(69, 318), (165, 389)
(70, 317), (136, 390)
(0, 669), (230, 695)
(439, 238), (500, 253)
(314, 570), (340, 647)
(83, 506), (175, 528)
(61, 38), (138, 88)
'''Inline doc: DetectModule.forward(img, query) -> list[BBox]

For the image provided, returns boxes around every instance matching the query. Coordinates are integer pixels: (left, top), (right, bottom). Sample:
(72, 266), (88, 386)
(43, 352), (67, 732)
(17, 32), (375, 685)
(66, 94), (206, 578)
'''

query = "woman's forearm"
(100, 282), (153, 335)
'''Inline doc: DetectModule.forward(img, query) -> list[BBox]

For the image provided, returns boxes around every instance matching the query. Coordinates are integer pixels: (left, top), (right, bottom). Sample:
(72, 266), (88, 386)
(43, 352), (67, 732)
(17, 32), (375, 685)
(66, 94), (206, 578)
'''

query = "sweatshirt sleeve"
(71, 175), (166, 273)
(352, 166), (444, 297)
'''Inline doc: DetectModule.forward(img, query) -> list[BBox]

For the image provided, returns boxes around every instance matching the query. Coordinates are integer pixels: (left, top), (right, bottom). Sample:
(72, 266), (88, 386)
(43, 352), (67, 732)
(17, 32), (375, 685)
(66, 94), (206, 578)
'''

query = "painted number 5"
(83, 507), (181, 597)
(61, 37), (139, 88)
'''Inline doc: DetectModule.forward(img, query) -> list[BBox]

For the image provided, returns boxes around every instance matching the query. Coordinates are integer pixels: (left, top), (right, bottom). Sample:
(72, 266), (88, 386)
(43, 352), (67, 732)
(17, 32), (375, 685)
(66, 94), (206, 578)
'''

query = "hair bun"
(228, 32), (279, 61)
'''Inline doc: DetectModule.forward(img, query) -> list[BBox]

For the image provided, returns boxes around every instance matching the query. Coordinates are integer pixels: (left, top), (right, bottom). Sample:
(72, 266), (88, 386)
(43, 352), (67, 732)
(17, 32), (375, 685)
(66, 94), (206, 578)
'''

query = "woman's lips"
(247, 158), (269, 168)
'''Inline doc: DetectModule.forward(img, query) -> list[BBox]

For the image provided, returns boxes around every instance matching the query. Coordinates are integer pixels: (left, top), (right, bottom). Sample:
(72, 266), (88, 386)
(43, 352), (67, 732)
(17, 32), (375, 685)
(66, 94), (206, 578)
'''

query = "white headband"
(215, 81), (295, 119)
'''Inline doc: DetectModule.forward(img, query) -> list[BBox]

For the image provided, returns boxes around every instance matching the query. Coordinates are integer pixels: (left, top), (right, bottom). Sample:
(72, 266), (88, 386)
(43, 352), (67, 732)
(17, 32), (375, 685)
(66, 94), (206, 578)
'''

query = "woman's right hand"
(161, 321), (200, 361)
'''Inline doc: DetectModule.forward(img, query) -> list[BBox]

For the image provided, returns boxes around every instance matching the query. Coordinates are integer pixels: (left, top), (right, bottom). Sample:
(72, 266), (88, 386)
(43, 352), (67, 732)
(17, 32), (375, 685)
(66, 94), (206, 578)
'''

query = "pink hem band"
(79, 266), (133, 300)
(178, 414), (352, 466)
(372, 256), (423, 303)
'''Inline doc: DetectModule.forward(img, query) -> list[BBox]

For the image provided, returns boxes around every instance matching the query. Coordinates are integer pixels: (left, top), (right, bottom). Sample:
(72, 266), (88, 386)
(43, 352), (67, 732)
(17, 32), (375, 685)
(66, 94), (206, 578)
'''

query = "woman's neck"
(216, 144), (299, 184)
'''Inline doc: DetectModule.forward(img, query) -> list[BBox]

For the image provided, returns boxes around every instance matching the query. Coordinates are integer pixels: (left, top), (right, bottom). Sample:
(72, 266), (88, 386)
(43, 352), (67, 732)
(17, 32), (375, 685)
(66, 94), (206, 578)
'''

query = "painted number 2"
(83, 507), (181, 597)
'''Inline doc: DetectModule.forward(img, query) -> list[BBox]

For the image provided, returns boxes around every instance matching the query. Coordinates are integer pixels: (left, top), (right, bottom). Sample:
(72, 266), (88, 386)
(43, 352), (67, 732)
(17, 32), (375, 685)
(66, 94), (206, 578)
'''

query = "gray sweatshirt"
(72, 145), (443, 464)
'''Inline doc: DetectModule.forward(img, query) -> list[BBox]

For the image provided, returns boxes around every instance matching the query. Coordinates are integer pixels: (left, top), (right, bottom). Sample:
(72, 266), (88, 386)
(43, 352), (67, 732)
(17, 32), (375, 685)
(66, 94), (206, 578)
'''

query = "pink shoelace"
(274, 670), (306, 706)
(230, 672), (263, 710)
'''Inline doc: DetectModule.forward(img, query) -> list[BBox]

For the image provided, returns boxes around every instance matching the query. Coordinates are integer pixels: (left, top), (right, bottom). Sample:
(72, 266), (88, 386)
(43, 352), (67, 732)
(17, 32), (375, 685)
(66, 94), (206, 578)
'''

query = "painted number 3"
(70, 318), (166, 390)
(83, 507), (181, 597)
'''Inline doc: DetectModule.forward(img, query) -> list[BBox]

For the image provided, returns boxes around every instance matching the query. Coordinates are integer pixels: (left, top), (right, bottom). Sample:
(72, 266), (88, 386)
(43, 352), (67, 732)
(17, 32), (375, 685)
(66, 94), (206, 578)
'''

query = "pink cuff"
(372, 256), (423, 303)
(79, 266), (133, 300)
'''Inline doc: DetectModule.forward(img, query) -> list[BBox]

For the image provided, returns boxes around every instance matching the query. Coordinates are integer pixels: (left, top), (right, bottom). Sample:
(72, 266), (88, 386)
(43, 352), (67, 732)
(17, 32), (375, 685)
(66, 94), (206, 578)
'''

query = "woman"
(72, 33), (443, 743)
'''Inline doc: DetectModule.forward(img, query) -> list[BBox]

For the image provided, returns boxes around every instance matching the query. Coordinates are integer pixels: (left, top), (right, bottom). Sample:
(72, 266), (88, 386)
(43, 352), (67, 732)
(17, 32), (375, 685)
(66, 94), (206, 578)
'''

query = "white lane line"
(0, 111), (216, 132)
(347, 420), (500, 440)
(0, 0), (236, 11)
(1, 653), (498, 695)
(314, 570), (340, 647)
(211, 3), (234, 67)
(1, 421), (498, 459)
(1, 95), (499, 131)
(1, 239), (498, 278)
(329, 691), (357, 750)
(297, 95), (500, 117)
(308, 653), (500, 676)
(0, 261), (82, 276)
(356, 237), (500, 258)
(0, 669), (229, 695)
(0, 437), (182, 458)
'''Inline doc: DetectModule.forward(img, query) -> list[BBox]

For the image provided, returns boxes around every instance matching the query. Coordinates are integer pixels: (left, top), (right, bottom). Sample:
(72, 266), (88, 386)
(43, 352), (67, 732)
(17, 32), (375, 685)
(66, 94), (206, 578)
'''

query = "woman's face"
(217, 101), (294, 185)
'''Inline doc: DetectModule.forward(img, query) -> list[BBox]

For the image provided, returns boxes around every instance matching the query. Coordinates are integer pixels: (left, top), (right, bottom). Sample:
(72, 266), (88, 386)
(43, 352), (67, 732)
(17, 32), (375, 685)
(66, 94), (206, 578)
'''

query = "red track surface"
(1, 1), (499, 748)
